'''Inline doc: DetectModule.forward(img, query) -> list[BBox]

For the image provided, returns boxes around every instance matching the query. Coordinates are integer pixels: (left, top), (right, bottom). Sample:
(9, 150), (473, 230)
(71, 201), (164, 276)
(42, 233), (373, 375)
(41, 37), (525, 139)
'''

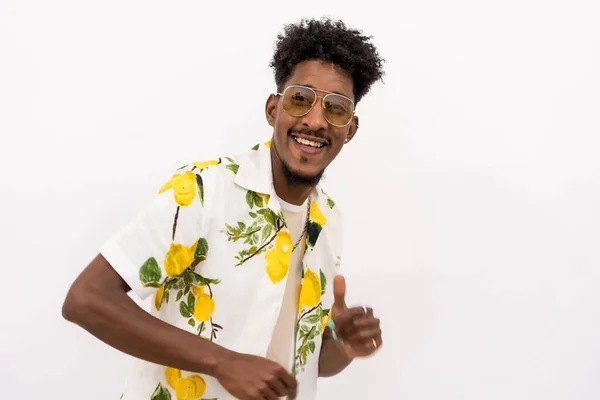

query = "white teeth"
(293, 136), (324, 148)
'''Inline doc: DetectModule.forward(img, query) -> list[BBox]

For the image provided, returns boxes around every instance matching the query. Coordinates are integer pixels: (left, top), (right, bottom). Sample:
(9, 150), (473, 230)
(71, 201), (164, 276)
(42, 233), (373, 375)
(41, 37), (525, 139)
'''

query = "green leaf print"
(226, 163), (239, 174)
(309, 341), (316, 353)
(264, 209), (276, 227)
(195, 173), (204, 206)
(224, 157), (235, 163)
(187, 271), (220, 285)
(254, 192), (264, 208)
(261, 224), (273, 244)
(150, 383), (172, 400)
(245, 191), (254, 209)
(327, 197), (335, 209)
(320, 269), (326, 294)
(176, 290), (184, 302)
(304, 314), (321, 324)
(187, 292), (195, 311)
(140, 257), (161, 286)
(188, 318), (196, 327)
(306, 221), (323, 248)
(179, 301), (192, 318)
(252, 143), (260, 150)
(195, 238), (209, 258)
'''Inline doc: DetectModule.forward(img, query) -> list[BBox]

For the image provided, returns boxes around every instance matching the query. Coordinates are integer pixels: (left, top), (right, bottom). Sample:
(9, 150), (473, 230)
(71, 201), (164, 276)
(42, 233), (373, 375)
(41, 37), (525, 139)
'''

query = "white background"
(1, 0), (599, 399)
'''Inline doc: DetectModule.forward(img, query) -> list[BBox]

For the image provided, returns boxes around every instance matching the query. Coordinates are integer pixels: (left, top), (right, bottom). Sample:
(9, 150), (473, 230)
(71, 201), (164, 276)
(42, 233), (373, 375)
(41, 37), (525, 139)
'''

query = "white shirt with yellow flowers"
(100, 139), (342, 400)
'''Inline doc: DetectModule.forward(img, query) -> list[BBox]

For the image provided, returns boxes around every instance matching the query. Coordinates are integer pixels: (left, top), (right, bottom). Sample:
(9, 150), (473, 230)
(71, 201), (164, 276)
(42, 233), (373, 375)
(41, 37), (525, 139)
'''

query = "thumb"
(333, 275), (347, 310)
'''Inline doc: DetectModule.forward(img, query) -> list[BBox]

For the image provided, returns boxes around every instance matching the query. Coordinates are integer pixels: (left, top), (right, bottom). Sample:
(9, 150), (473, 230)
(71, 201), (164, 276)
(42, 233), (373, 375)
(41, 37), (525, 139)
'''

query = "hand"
(214, 350), (297, 400)
(330, 275), (383, 358)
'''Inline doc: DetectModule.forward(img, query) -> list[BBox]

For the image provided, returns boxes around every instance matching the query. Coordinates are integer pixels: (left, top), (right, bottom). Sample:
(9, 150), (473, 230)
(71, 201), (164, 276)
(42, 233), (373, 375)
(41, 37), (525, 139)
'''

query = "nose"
(301, 97), (329, 132)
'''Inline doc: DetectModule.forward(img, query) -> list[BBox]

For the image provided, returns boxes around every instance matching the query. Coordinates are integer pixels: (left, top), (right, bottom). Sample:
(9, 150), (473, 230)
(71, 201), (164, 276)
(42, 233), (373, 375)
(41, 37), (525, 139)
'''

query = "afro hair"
(270, 18), (385, 104)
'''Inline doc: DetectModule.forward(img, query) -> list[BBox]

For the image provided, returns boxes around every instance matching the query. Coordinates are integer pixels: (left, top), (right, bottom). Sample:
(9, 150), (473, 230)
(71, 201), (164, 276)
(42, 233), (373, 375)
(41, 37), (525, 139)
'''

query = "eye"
(326, 103), (347, 115)
(290, 94), (311, 105)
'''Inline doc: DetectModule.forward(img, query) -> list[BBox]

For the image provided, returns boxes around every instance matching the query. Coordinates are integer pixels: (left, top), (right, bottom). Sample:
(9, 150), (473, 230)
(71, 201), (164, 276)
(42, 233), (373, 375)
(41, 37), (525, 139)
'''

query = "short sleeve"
(100, 163), (211, 301)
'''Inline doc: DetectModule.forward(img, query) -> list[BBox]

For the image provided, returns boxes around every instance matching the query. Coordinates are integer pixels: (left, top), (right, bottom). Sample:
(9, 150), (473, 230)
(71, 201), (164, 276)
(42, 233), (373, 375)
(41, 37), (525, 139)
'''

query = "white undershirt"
(265, 196), (308, 372)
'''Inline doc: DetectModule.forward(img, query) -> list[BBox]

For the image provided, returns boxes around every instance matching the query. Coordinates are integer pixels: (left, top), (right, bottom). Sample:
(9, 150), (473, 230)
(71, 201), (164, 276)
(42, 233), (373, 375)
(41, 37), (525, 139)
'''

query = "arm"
(318, 327), (354, 377)
(62, 253), (226, 375)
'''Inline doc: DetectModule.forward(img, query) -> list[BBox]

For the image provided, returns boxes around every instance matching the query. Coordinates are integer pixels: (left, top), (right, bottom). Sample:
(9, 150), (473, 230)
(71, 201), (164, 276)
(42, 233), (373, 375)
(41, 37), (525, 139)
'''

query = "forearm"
(318, 329), (354, 377)
(62, 270), (228, 376)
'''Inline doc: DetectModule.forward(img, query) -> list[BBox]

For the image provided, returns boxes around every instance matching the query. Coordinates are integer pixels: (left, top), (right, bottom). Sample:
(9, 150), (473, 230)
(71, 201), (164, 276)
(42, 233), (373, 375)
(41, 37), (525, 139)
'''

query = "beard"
(281, 157), (325, 187)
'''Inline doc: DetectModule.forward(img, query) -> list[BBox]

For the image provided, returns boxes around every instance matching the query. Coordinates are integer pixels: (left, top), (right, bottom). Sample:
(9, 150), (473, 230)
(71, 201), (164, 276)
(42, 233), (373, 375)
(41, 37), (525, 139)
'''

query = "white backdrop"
(1, 0), (599, 399)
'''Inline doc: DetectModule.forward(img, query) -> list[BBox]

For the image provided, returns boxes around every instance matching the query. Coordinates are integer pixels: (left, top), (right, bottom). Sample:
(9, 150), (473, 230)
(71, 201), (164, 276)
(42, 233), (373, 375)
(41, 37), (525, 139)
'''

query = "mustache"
(289, 128), (329, 143)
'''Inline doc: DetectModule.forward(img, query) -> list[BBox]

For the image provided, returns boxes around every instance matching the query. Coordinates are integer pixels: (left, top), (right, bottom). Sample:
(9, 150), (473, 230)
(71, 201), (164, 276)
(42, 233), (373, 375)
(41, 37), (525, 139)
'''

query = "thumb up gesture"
(329, 275), (382, 357)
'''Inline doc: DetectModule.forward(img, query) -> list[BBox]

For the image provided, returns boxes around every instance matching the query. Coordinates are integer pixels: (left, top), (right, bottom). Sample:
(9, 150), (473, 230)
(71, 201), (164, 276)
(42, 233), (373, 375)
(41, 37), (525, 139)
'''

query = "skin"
(61, 60), (381, 400)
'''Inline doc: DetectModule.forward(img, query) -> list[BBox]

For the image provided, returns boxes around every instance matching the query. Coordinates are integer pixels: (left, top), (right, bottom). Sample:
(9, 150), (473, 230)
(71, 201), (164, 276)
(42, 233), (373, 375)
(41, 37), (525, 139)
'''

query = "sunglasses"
(276, 85), (355, 127)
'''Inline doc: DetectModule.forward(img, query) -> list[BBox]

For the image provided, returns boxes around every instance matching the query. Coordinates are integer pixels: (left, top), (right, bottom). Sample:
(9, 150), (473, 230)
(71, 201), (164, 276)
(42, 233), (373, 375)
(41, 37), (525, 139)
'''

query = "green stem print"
(294, 303), (330, 373)
(223, 190), (285, 267)
(171, 206), (180, 241)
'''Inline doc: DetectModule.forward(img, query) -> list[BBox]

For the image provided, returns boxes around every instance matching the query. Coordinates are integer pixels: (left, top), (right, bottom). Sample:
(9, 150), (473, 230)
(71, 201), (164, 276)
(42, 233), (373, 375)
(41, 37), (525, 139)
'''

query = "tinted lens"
(282, 86), (316, 117)
(323, 94), (354, 126)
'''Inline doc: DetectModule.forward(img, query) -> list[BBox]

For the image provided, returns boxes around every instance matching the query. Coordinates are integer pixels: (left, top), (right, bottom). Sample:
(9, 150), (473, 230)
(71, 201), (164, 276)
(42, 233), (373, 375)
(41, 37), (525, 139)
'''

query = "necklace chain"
(290, 197), (311, 253)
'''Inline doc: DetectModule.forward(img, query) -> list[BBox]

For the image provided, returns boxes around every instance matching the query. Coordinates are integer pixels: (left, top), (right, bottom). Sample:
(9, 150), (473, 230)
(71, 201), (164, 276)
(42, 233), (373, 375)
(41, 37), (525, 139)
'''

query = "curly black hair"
(270, 18), (385, 104)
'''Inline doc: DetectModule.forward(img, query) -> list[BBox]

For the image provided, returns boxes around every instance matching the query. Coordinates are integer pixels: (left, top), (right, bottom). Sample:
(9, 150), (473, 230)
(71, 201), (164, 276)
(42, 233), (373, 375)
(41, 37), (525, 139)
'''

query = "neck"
(271, 151), (314, 206)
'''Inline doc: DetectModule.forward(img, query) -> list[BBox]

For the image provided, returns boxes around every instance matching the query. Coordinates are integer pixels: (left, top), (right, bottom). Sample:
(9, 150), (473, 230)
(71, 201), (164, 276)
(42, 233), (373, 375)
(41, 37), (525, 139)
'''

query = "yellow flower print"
(257, 192), (270, 206)
(264, 138), (272, 148)
(165, 242), (198, 277)
(165, 367), (207, 400)
(192, 285), (215, 322)
(321, 310), (332, 334)
(166, 366), (181, 390)
(310, 201), (327, 226)
(176, 375), (207, 400)
(298, 268), (321, 312)
(192, 159), (220, 170)
(155, 284), (165, 310)
(265, 231), (292, 283)
(159, 171), (197, 207)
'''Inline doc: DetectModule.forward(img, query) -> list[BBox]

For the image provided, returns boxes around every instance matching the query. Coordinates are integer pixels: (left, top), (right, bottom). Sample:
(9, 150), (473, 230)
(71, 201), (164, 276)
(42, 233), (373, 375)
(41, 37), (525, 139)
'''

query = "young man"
(62, 18), (385, 400)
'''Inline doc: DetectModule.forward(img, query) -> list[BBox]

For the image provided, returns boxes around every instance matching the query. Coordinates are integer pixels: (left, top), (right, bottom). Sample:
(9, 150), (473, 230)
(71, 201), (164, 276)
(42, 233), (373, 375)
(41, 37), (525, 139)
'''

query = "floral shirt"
(100, 139), (343, 400)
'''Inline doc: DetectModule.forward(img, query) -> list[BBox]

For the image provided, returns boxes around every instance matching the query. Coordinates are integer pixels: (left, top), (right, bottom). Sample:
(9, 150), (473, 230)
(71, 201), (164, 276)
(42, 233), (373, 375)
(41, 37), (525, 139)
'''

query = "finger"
(276, 368), (298, 392)
(346, 335), (383, 355)
(333, 275), (347, 309)
(335, 308), (375, 337)
(258, 384), (279, 400)
(266, 376), (288, 397)
(333, 306), (367, 330)
(345, 326), (382, 344)
(340, 316), (380, 336)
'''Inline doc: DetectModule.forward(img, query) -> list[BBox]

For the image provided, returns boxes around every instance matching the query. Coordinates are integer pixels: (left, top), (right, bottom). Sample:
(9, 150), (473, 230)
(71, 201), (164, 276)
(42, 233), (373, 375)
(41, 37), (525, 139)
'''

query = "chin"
(282, 161), (325, 187)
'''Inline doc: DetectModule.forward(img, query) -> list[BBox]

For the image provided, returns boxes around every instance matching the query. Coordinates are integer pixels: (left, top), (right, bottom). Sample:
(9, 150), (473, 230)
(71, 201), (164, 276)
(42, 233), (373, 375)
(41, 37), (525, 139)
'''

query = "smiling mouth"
(291, 135), (327, 148)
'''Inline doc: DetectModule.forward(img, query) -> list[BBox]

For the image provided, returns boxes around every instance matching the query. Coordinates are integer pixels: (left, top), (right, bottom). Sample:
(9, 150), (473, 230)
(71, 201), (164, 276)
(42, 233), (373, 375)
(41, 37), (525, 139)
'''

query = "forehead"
(284, 60), (354, 100)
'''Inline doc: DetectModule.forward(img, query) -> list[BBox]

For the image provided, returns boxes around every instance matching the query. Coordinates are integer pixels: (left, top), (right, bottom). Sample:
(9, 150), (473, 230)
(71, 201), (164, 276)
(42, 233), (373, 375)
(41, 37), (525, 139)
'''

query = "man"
(62, 17), (385, 400)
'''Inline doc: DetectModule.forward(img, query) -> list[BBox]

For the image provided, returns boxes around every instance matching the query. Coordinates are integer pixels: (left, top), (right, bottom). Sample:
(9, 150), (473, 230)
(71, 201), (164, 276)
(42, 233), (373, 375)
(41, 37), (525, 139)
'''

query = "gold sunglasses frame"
(276, 85), (356, 127)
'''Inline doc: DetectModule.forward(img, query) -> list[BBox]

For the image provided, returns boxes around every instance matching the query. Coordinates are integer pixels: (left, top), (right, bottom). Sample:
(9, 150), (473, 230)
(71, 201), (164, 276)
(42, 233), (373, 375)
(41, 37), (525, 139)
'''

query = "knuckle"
(257, 382), (268, 393)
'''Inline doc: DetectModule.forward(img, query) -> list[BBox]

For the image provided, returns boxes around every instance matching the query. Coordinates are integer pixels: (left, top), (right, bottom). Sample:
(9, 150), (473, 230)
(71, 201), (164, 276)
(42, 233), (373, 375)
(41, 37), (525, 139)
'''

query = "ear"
(344, 115), (359, 144)
(265, 94), (279, 127)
